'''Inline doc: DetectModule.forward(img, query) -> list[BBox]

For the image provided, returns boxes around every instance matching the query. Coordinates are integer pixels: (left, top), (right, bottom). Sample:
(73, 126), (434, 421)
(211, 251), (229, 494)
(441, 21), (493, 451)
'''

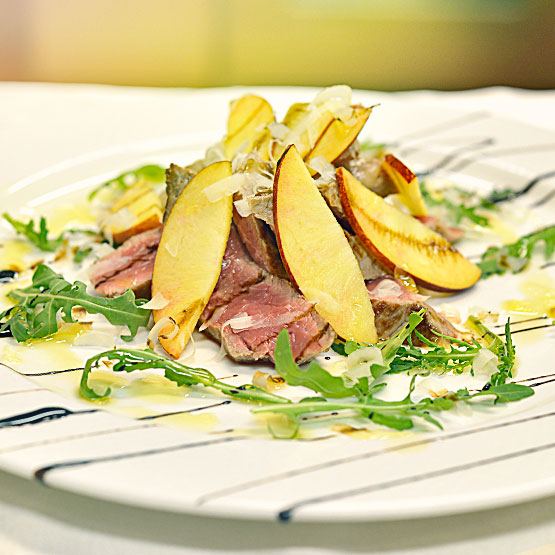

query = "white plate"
(0, 86), (554, 522)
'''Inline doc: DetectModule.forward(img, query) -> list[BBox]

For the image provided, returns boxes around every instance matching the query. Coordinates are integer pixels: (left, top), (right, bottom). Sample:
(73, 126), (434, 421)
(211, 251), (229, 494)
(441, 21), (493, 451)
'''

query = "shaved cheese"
(231, 151), (249, 173)
(203, 173), (247, 202)
(343, 346), (383, 384)
(242, 173), (273, 196)
(140, 292), (169, 310)
(211, 336), (228, 362)
(102, 226), (114, 246)
(90, 242), (115, 259)
(226, 312), (296, 331)
(268, 139), (278, 167)
(309, 155), (336, 181)
(416, 377), (449, 398)
(253, 371), (270, 389)
(268, 122), (290, 141)
(204, 142), (226, 164)
(225, 312), (251, 330)
(180, 331), (196, 362)
(370, 278), (429, 302)
(312, 85), (352, 108)
(472, 348), (498, 377)
(233, 198), (252, 218)
(102, 207), (136, 230)
(284, 85), (354, 152)
(252, 370), (285, 391)
(371, 278), (405, 299)
(146, 316), (178, 349)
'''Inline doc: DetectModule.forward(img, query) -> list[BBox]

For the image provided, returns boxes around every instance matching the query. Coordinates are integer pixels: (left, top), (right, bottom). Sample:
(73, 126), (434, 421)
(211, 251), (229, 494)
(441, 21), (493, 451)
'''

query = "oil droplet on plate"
(153, 412), (220, 432)
(331, 423), (413, 440)
(47, 202), (96, 235)
(116, 374), (187, 404)
(0, 240), (34, 273)
(502, 271), (555, 319)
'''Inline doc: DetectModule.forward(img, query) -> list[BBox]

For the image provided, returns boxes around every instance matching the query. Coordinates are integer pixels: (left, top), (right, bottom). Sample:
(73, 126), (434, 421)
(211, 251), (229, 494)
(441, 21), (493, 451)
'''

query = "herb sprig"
(478, 225), (555, 278)
(78, 314), (532, 438)
(466, 316), (515, 386)
(80, 347), (289, 404)
(252, 380), (533, 438)
(254, 319), (530, 437)
(0, 265), (150, 342)
(3, 214), (65, 252)
(3, 213), (100, 253)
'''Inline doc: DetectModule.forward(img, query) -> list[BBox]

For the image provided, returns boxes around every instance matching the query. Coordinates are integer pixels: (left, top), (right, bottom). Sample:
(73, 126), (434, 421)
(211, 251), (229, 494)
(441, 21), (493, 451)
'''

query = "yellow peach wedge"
(306, 106), (371, 175)
(152, 161), (233, 358)
(381, 154), (428, 217)
(223, 95), (275, 159)
(273, 145), (377, 343)
(337, 167), (481, 292)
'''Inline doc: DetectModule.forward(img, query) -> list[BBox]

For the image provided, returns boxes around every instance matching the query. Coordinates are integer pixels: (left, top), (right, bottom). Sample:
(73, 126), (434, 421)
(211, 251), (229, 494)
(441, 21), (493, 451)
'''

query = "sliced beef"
(201, 225), (265, 321)
(89, 227), (162, 299)
(200, 226), (335, 363)
(232, 208), (288, 279)
(345, 231), (389, 280)
(202, 276), (335, 364)
(367, 276), (458, 346)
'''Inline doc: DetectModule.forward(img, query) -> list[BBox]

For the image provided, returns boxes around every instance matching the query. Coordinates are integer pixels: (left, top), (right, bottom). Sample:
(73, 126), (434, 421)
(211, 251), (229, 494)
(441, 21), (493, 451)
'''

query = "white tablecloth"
(0, 83), (554, 555)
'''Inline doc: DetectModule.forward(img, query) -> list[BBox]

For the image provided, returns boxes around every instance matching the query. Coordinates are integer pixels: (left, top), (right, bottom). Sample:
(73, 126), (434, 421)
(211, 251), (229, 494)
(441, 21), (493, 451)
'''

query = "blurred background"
(1, 0), (554, 90)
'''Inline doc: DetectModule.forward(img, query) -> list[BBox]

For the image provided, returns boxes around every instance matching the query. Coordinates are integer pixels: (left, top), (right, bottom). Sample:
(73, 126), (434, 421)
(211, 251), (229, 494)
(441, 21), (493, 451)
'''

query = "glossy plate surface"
(0, 86), (554, 522)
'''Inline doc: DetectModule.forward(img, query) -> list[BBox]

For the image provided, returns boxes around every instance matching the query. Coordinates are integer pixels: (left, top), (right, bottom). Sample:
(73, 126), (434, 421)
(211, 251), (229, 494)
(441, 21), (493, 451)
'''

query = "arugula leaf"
(273, 329), (360, 398)
(420, 182), (493, 227)
(0, 264), (150, 342)
(466, 316), (515, 386)
(3, 214), (65, 252)
(80, 347), (289, 404)
(474, 383), (534, 403)
(359, 141), (387, 152)
(478, 225), (555, 278)
(73, 246), (92, 263)
(3, 213), (101, 254)
(252, 380), (534, 435)
(78, 317), (533, 438)
(333, 311), (426, 378)
(88, 164), (165, 200)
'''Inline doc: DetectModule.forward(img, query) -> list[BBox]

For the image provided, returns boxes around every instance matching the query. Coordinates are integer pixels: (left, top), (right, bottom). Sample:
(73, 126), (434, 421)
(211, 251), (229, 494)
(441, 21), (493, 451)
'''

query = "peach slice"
(274, 145), (377, 343)
(272, 102), (336, 162)
(337, 167), (481, 292)
(103, 180), (163, 244)
(381, 154), (428, 217)
(152, 161), (233, 358)
(224, 95), (275, 159)
(305, 106), (371, 175)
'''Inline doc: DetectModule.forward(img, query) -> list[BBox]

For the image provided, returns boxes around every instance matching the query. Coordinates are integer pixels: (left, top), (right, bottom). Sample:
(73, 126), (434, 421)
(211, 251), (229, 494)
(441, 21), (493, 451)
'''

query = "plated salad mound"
(2, 85), (552, 438)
